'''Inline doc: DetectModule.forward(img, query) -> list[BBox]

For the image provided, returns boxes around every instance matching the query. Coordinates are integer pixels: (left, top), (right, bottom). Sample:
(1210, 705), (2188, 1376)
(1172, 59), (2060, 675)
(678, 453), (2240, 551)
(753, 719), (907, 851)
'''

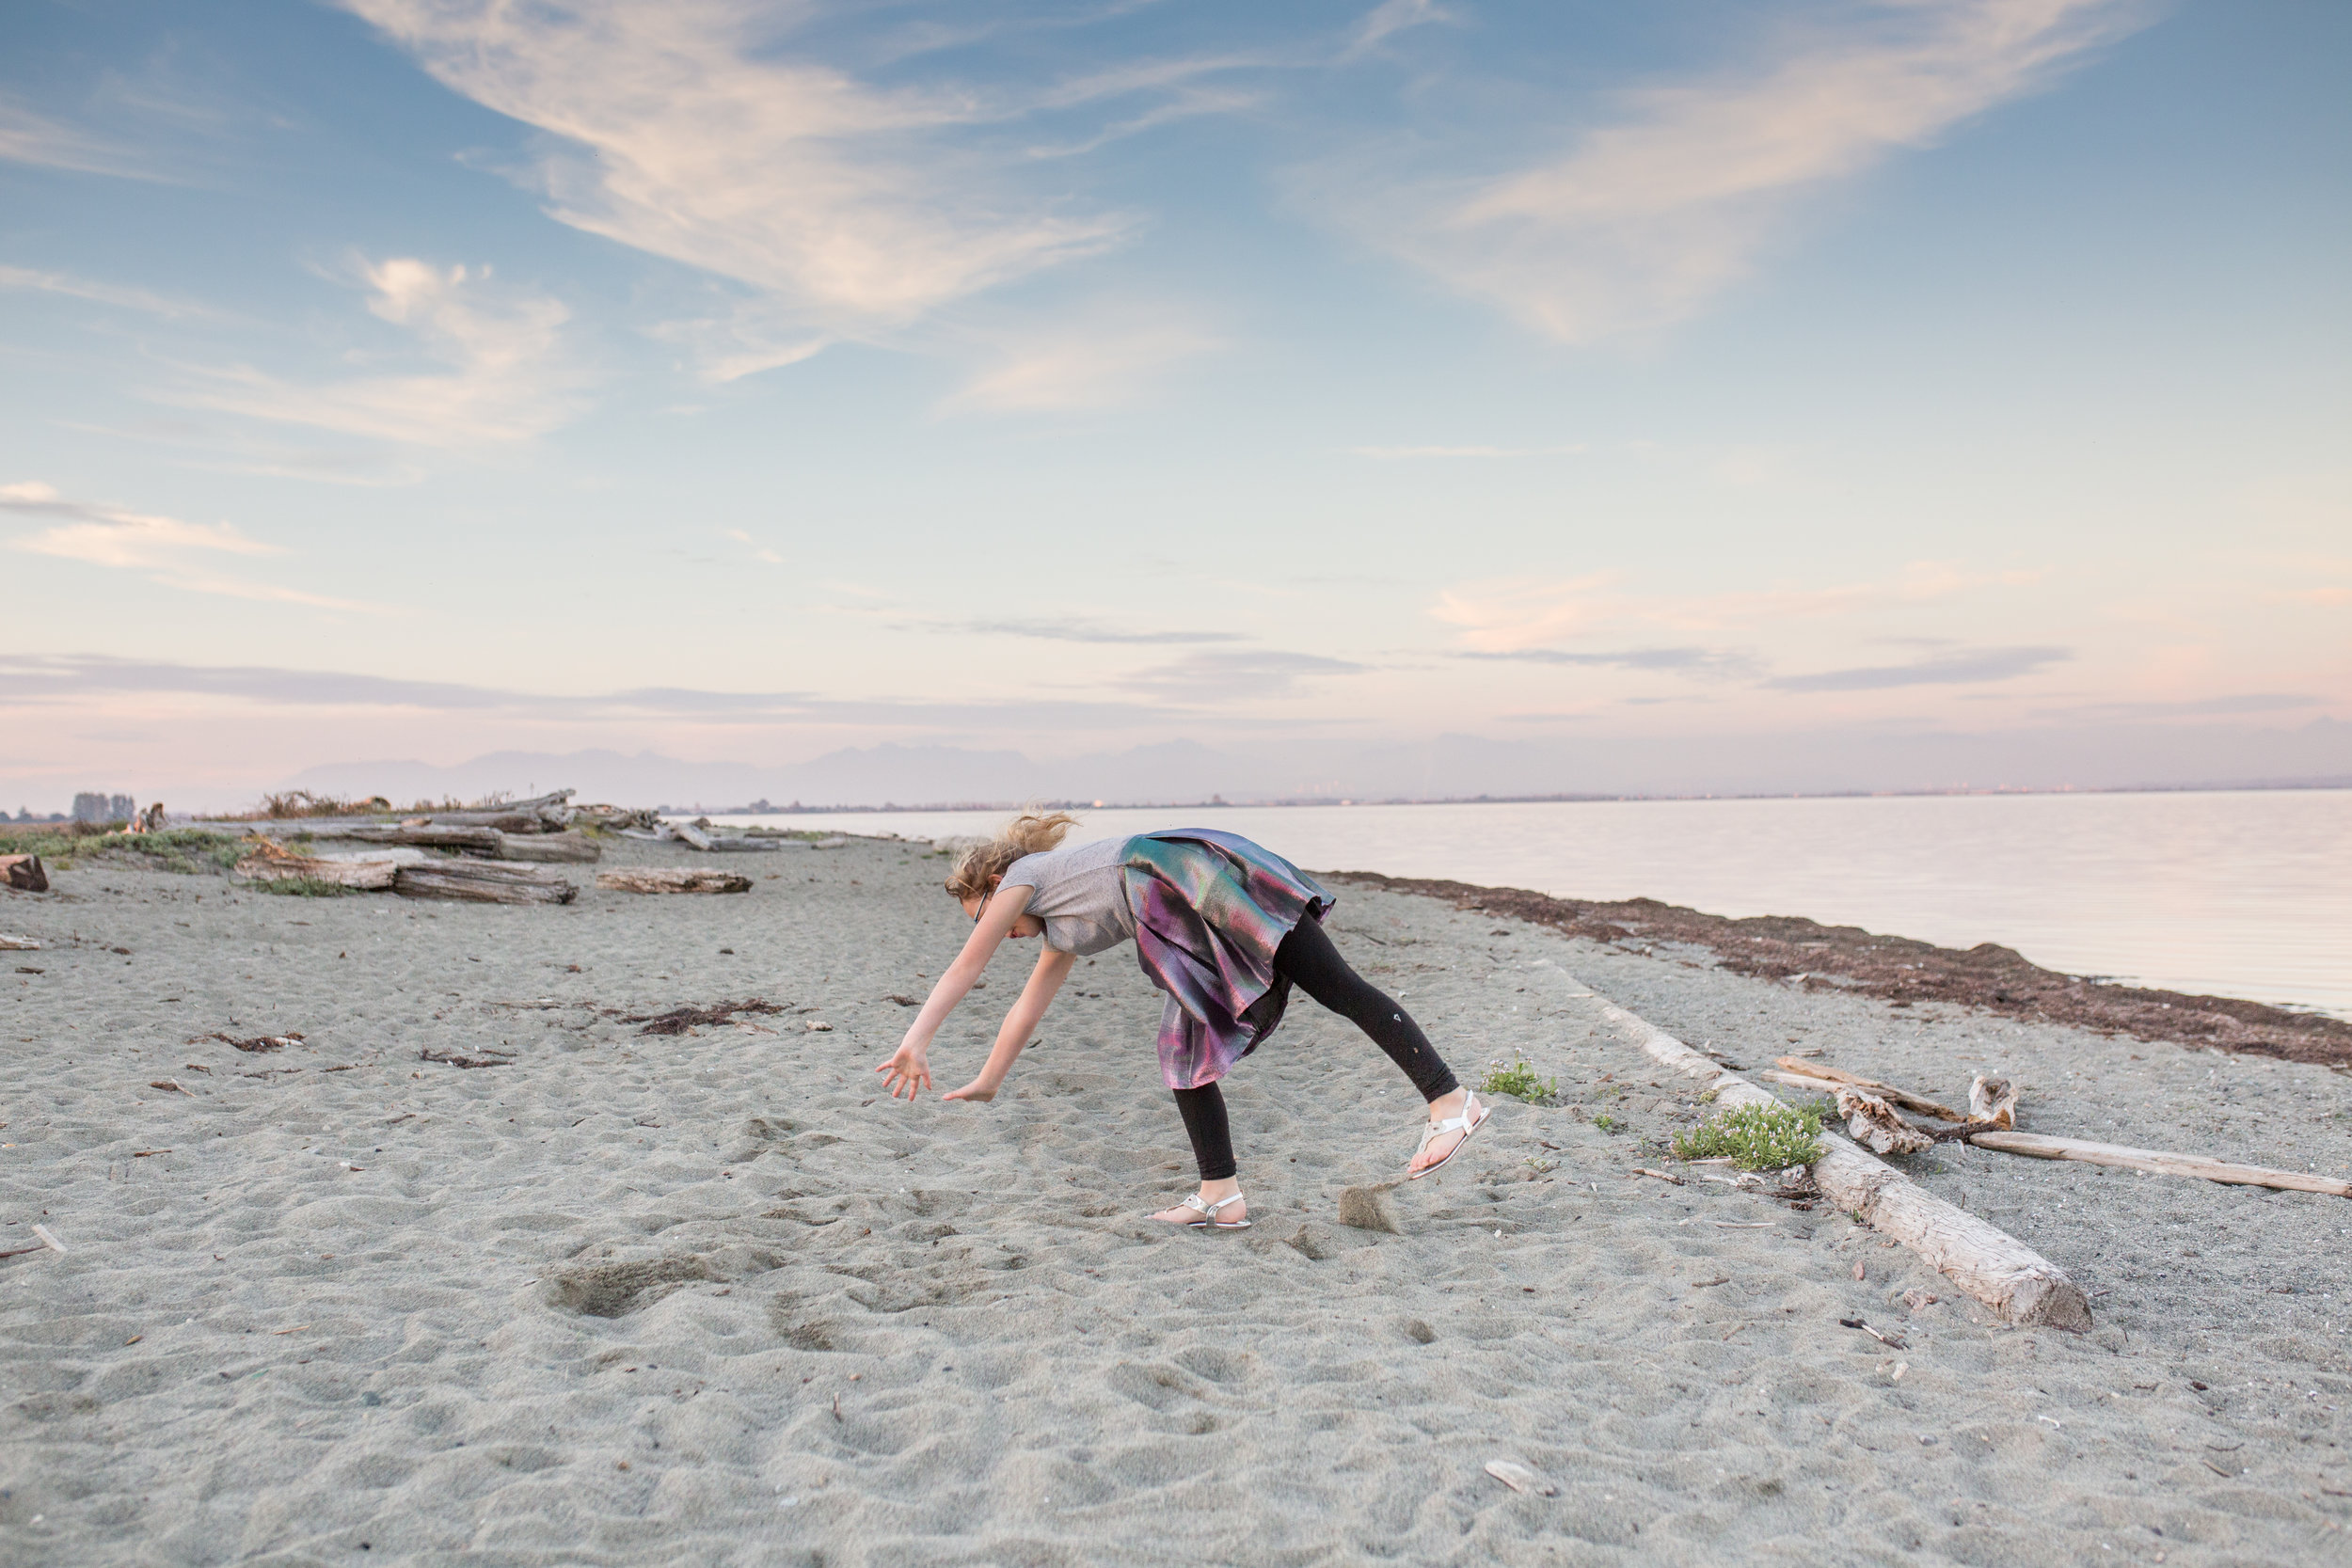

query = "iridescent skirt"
(1120, 830), (1332, 1089)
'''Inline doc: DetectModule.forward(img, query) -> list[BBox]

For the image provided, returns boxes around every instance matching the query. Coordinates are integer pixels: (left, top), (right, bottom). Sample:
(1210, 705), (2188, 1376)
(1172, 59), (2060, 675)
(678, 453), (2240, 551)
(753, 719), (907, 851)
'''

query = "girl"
(876, 812), (1487, 1229)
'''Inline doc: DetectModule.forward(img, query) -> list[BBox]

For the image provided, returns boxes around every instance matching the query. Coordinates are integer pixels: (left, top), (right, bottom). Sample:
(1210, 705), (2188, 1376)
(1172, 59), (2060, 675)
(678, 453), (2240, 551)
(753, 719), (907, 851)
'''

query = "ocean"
(716, 787), (2352, 1020)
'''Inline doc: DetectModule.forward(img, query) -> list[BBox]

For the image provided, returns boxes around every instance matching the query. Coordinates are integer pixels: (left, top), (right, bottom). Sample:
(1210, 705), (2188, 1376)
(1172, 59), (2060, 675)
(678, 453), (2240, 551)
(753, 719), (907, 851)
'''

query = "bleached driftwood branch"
(1968, 1131), (2352, 1197)
(1581, 990), (2091, 1331)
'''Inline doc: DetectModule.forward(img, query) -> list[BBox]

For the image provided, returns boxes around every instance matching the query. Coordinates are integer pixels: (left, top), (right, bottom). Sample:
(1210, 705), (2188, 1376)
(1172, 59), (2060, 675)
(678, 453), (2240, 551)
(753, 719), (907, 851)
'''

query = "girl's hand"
(942, 1079), (998, 1103)
(875, 1043), (931, 1100)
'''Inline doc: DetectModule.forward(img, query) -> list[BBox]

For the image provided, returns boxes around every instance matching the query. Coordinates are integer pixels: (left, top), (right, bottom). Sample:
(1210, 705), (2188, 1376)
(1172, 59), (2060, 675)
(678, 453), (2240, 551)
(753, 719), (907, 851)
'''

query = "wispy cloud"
(1351, 443), (1584, 459)
(956, 618), (1244, 646)
(175, 257), (593, 445)
(342, 0), (1132, 340)
(0, 264), (218, 320)
(944, 314), (1218, 412)
(1433, 562), (2006, 651)
(0, 96), (161, 182)
(1119, 649), (1369, 701)
(1327, 0), (2150, 341)
(1763, 644), (2071, 691)
(1462, 645), (1761, 679)
(1343, 0), (1457, 61)
(0, 483), (372, 610)
(2034, 692), (2326, 721)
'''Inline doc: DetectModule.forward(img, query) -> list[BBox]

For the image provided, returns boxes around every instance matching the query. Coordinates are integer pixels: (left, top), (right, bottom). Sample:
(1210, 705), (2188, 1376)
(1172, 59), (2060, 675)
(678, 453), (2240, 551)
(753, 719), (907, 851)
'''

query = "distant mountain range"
(284, 718), (2352, 811)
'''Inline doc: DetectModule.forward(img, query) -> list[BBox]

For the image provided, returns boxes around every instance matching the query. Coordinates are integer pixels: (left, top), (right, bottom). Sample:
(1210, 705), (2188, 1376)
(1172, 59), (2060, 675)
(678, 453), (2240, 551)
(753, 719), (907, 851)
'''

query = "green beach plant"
(1673, 1102), (1825, 1172)
(1479, 1058), (1558, 1102)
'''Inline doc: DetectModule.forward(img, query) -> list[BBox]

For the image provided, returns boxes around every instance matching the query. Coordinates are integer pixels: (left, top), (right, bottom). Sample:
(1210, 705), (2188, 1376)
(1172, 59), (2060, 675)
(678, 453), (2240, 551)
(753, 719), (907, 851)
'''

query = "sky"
(3, 0), (2347, 810)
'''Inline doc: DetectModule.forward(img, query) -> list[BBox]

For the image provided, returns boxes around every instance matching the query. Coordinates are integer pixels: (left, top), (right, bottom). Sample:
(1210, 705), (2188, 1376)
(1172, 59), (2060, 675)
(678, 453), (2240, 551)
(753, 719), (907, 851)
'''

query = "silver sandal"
(1408, 1091), (1490, 1180)
(1152, 1192), (1251, 1229)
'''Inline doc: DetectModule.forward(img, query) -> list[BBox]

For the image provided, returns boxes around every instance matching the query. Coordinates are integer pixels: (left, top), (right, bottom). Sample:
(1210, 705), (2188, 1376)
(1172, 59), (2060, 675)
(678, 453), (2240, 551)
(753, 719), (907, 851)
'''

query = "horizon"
(5, 2), (2347, 802)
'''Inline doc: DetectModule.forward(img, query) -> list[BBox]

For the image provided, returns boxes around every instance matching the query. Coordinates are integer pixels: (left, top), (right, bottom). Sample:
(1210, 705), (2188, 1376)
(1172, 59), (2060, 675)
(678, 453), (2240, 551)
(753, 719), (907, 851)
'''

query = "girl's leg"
(1274, 917), (1459, 1100)
(1274, 918), (1474, 1173)
(1152, 1082), (1245, 1225)
(1172, 1084), (1237, 1180)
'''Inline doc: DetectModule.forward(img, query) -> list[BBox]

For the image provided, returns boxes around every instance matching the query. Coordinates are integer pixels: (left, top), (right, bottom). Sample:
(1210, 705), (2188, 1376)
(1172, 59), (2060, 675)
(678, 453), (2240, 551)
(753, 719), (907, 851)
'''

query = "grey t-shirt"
(998, 835), (1136, 956)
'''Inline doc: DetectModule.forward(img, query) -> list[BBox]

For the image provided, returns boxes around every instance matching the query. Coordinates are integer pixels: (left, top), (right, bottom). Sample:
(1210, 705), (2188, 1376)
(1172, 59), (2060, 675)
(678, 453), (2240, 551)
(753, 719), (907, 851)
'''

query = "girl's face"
(960, 879), (1044, 939)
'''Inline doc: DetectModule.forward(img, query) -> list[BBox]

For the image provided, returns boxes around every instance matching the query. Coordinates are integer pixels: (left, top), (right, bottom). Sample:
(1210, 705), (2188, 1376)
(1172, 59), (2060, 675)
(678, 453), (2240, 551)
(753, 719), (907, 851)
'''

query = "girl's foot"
(1408, 1089), (1488, 1178)
(1150, 1184), (1248, 1228)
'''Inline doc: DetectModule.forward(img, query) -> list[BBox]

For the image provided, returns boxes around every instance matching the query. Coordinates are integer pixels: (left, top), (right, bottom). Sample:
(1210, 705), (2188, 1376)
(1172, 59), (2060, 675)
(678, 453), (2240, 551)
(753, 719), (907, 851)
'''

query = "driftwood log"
(596, 868), (752, 895)
(394, 861), (576, 905)
(1969, 1130), (2352, 1197)
(1, 855), (49, 893)
(1571, 979), (2092, 1330)
(491, 831), (600, 863)
(234, 854), (401, 891)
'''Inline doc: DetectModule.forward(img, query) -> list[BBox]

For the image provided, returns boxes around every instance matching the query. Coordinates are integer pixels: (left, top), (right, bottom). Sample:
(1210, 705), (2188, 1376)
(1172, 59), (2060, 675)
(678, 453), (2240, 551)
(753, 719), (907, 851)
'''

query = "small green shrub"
(1479, 1058), (1558, 1102)
(248, 875), (358, 898)
(1673, 1102), (1825, 1171)
(1591, 1113), (1622, 1133)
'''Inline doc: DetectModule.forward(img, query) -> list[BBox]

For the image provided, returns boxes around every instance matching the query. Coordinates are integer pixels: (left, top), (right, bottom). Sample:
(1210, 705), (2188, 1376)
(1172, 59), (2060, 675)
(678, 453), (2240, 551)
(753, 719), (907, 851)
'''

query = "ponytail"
(945, 808), (1080, 900)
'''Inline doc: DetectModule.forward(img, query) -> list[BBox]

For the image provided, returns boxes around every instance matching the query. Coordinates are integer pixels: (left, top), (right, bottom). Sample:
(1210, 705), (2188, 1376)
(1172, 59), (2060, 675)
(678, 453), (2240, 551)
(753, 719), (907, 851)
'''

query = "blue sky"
(3, 0), (2346, 807)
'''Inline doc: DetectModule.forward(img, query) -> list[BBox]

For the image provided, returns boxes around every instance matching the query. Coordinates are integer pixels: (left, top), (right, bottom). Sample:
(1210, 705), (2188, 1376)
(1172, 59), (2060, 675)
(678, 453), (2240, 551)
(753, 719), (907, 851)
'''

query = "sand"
(3, 833), (2347, 1565)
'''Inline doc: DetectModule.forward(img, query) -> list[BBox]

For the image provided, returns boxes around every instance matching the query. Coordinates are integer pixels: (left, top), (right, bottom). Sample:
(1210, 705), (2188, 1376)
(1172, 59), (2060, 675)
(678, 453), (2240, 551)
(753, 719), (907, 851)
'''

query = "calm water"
(715, 789), (2352, 1019)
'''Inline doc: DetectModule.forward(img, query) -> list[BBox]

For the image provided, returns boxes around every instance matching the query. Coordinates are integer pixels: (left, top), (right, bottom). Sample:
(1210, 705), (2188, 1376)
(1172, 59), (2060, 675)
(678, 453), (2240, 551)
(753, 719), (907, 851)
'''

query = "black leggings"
(1171, 917), (1458, 1182)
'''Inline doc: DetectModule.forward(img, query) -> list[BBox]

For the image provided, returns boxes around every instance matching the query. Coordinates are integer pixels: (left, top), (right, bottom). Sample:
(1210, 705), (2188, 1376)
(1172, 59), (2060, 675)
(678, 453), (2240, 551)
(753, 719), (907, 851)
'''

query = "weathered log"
(1587, 990), (2091, 1330)
(1969, 1130), (2352, 1197)
(706, 836), (782, 852)
(672, 822), (715, 850)
(492, 831), (601, 863)
(595, 868), (751, 895)
(1771, 1057), (1966, 1120)
(393, 861), (576, 905)
(234, 854), (399, 891)
(2, 855), (50, 893)
(340, 824), (506, 853)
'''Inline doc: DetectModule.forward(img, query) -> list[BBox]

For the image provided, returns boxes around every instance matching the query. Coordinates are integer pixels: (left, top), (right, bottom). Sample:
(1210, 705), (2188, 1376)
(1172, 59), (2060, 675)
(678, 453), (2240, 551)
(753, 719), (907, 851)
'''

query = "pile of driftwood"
(1765, 1056), (2352, 1197)
(208, 789), (603, 905)
(621, 816), (788, 853)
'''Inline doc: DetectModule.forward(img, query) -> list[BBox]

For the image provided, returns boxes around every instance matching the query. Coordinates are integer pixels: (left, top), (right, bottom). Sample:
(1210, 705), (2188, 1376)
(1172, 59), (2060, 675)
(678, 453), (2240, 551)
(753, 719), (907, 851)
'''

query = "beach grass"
(1478, 1057), (1558, 1102)
(1673, 1102), (1825, 1171)
(0, 825), (243, 874)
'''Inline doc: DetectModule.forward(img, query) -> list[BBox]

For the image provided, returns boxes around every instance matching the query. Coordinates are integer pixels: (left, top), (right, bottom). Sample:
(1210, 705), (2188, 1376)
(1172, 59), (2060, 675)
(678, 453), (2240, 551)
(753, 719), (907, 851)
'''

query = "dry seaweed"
(1328, 870), (2352, 1068)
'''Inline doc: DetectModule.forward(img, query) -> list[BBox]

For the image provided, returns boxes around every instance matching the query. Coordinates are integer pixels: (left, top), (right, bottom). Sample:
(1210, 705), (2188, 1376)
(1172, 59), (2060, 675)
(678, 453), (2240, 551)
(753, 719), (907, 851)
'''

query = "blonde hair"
(945, 808), (1080, 901)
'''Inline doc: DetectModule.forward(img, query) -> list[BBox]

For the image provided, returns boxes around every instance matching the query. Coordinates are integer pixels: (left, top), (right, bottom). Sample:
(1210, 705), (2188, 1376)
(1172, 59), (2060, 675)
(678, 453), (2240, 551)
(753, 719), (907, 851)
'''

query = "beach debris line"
(619, 999), (787, 1036)
(420, 1048), (514, 1069)
(1346, 870), (2352, 1068)
(1579, 983), (2091, 1329)
(2, 856), (49, 893)
(192, 1031), (305, 1053)
(596, 868), (752, 895)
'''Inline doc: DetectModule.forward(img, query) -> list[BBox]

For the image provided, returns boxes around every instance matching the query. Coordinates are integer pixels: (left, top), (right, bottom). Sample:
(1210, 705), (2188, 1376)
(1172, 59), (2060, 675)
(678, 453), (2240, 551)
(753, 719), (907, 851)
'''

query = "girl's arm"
(876, 885), (1034, 1100)
(942, 946), (1075, 1103)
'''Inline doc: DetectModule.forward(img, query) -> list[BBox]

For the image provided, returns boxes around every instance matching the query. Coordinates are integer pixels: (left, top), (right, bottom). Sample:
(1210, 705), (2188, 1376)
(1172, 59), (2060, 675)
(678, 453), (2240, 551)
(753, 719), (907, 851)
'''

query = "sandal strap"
(1417, 1093), (1486, 1148)
(1200, 1192), (1245, 1215)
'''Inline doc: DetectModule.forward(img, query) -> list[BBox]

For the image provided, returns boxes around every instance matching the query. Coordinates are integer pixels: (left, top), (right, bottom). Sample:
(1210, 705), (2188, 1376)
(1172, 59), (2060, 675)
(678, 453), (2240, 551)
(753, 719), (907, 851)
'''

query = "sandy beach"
(4, 832), (2347, 1565)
